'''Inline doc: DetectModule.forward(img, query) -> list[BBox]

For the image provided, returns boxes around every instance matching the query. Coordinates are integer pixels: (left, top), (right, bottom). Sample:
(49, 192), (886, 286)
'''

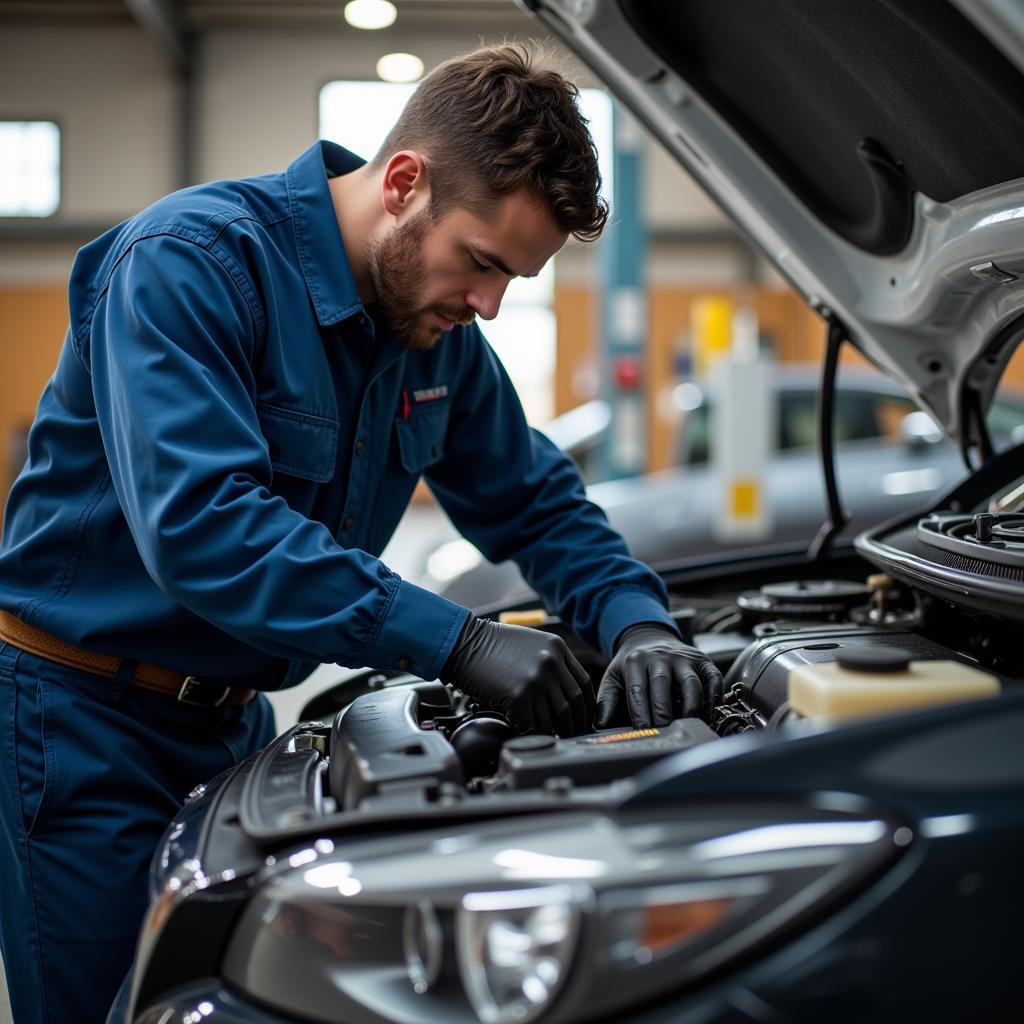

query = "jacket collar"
(285, 140), (366, 327)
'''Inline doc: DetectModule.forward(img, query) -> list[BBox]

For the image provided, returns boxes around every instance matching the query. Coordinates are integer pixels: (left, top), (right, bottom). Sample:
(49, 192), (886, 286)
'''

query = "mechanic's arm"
(424, 328), (722, 722)
(86, 234), (469, 680)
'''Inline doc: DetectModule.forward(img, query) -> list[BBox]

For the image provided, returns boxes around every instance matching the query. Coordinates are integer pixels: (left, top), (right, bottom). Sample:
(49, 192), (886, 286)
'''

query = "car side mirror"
(900, 410), (943, 451)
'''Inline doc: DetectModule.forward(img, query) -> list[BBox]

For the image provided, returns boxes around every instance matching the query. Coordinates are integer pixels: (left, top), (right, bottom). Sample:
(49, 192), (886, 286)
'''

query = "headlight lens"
(404, 900), (443, 995)
(219, 807), (904, 1024)
(457, 886), (584, 1024)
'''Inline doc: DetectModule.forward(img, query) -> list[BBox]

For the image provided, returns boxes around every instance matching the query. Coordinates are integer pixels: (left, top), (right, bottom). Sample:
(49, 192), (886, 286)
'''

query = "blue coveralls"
(0, 141), (676, 1023)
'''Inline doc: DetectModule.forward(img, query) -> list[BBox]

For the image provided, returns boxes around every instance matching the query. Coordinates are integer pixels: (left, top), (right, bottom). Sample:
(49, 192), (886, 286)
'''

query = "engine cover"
(492, 719), (717, 791)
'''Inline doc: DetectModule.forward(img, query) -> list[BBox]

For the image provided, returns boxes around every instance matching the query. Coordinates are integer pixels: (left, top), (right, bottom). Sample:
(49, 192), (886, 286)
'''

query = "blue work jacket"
(0, 141), (676, 690)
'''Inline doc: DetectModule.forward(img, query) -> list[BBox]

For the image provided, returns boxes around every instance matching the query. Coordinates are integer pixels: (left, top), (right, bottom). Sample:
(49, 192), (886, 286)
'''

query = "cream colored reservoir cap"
(789, 648), (1000, 723)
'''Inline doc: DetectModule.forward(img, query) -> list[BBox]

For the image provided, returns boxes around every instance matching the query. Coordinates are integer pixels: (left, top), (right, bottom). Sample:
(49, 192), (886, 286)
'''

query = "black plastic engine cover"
(329, 683), (461, 809)
(494, 719), (717, 790)
(725, 625), (973, 718)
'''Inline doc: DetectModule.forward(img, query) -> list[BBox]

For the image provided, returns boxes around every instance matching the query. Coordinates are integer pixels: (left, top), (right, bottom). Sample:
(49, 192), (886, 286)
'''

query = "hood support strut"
(809, 314), (850, 560)
(960, 386), (994, 471)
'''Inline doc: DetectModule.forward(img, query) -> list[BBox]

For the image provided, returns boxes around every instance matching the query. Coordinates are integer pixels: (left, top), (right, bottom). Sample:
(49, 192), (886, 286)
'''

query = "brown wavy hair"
(370, 43), (608, 242)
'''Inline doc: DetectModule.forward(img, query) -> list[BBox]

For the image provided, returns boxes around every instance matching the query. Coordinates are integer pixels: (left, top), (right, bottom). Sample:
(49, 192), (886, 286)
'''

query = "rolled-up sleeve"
(426, 327), (677, 658)
(85, 233), (467, 676)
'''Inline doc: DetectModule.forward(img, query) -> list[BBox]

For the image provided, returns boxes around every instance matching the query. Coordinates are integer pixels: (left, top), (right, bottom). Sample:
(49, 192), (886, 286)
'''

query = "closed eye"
(469, 254), (490, 273)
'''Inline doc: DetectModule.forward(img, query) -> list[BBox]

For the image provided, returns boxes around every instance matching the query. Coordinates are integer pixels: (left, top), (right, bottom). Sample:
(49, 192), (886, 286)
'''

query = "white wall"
(199, 28), (729, 234)
(0, 20), (733, 284)
(0, 23), (179, 280)
(197, 28), (518, 180)
(0, 25), (179, 220)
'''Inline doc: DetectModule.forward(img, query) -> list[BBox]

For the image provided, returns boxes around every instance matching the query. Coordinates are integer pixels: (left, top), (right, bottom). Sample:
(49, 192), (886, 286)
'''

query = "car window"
(777, 391), (910, 450)
(871, 395), (919, 440)
(678, 383), (923, 466)
(680, 404), (711, 465)
(988, 399), (1024, 443)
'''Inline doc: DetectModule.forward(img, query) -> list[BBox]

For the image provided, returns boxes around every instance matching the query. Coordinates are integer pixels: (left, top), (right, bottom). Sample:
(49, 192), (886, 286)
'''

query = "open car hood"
(520, 0), (1024, 449)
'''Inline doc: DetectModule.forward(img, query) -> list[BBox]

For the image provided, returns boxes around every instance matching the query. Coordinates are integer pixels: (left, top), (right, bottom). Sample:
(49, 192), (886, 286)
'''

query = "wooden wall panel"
(553, 284), (596, 416)
(0, 287), (68, 511)
(1004, 344), (1024, 391)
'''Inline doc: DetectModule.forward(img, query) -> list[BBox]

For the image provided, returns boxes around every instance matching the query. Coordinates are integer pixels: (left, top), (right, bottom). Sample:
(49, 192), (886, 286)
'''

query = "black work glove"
(596, 623), (725, 728)
(440, 617), (596, 737)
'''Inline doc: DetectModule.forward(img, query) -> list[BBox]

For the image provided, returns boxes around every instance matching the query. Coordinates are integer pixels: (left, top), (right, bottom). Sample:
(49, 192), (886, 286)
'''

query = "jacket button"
(397, 656), (411, 670)
(343, 517), (354, 530)
(355, 441), (365, 456)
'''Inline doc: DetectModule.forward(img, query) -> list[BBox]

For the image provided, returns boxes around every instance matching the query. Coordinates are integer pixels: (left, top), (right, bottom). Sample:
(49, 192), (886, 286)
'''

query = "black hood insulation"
(621, 0), (1024, 255)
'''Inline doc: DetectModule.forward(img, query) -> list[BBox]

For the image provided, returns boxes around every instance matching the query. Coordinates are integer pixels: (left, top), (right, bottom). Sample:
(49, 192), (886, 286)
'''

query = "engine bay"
(224, 447), (1024, 847)
(318, 569), (1008, 808)
(232, 569), (1013, 847)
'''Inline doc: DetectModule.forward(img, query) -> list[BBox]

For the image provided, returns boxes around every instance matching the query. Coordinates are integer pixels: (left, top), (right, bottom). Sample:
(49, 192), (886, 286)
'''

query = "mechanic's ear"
(381, 150), (429, 218)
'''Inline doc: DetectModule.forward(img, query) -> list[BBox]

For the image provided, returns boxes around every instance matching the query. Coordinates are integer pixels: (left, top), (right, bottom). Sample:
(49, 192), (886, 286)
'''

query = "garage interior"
(3, 3), (1023, 1020)
(0, 0), (842, 505)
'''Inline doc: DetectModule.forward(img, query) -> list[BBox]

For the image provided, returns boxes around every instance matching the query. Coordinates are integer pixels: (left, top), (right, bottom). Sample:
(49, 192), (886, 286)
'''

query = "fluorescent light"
(344, 0), (396, 30)
(377, 52), (424, 83)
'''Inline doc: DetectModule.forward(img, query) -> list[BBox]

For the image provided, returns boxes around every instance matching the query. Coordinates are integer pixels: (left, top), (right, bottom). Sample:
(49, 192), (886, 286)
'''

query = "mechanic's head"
(364, 43), (608, 351)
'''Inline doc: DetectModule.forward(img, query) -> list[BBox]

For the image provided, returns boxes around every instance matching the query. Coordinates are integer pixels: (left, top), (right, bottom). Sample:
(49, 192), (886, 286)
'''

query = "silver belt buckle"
(178, 675), (231, 707)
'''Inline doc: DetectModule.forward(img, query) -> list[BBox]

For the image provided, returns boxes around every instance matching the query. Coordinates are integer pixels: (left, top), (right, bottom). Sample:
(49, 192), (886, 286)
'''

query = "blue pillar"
(598, 101), (647, 481)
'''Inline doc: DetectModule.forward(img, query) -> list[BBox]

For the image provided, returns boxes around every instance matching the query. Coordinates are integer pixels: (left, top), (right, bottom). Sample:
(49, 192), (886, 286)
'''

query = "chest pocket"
(257, 402), (338, 483)
(395, 404), (449, 475)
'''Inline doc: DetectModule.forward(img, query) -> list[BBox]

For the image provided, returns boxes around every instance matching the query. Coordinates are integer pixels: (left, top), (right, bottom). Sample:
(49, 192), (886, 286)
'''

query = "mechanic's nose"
(466, 280), (509, 321)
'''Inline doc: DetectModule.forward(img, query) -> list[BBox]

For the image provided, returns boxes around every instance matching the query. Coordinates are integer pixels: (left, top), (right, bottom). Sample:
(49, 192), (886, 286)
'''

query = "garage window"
(0, 121), (60, 217)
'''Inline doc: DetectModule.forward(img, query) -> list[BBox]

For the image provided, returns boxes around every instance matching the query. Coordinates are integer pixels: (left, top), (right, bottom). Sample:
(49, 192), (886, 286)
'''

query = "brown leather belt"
(0, 611), (256, 707)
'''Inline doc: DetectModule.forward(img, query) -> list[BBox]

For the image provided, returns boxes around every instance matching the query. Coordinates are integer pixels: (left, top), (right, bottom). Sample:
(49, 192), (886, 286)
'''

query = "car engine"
(311, 571), (1002, 814)
(224, 448), (1024, 847)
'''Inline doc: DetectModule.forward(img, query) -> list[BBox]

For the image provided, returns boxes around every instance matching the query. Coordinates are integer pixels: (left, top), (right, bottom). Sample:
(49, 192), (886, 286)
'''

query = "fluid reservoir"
(788, 647), (1000, 723)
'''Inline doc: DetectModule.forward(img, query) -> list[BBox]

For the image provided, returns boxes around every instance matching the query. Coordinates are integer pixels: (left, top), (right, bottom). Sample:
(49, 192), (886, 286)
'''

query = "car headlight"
(219, 807), (905, 1024)
(457, 885), (585, 1024)
(404, 899), (444, 995)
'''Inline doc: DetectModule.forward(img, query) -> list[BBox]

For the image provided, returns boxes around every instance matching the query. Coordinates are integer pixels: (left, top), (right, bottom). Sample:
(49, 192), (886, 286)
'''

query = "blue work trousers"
(0, 641), (276, 1024)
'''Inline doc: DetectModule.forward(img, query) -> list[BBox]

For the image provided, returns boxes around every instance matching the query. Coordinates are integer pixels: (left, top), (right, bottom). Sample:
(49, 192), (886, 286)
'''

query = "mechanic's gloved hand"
(440, 617), (595, 737)
(596, 623), (724, 728)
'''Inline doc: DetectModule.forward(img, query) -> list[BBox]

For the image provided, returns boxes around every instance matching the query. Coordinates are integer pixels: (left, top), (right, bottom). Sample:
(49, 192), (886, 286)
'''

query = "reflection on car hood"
(518, 0), (1024, 446)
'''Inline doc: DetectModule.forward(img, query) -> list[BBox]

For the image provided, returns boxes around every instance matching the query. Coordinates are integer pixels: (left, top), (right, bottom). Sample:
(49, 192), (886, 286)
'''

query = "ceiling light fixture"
(344, 0), (397, 31)
(377, 52), (424, 83)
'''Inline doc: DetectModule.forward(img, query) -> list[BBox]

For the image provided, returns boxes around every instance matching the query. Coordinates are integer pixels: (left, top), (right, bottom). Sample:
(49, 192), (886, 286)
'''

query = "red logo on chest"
(401, 385), (449, 419)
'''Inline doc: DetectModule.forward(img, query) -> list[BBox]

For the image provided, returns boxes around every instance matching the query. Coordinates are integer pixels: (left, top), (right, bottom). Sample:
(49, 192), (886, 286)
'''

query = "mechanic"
(0, 44), (723, 1024)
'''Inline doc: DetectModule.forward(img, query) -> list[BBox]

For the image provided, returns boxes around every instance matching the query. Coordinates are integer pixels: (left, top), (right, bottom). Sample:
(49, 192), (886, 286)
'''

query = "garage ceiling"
(0, 0), (528, 31)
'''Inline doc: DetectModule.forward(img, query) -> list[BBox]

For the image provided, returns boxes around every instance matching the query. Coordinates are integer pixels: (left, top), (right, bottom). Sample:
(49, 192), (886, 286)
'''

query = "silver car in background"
(424, 366), (1024, 607)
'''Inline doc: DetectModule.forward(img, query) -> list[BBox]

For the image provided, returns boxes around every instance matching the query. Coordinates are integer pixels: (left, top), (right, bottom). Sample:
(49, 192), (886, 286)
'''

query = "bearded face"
(365, 208), (476, 352)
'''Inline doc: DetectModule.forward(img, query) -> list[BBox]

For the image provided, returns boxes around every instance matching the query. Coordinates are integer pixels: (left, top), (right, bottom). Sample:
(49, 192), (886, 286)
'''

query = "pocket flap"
(257, 403), (338, 483)
(395, 406), (448, 474)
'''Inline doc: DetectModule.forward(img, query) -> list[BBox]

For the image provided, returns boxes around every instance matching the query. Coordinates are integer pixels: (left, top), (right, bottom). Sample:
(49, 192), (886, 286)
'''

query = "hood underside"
(522, 0), (1024, 448)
